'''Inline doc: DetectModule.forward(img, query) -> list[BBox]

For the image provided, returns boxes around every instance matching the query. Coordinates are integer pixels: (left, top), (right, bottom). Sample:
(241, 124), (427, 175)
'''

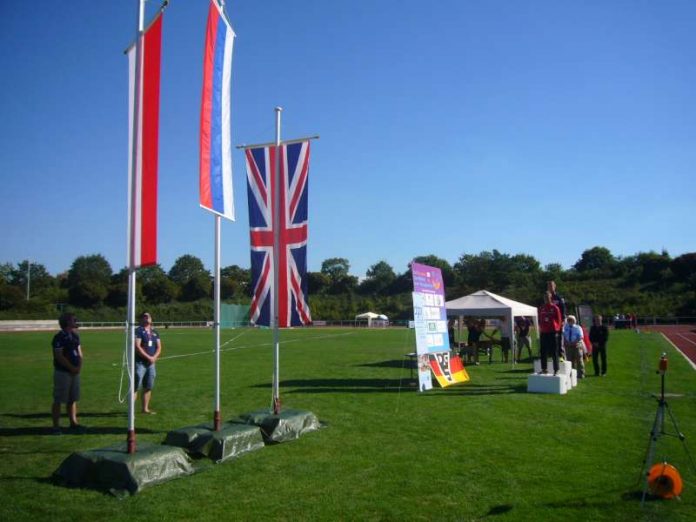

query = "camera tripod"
(639, 355), (696, 505)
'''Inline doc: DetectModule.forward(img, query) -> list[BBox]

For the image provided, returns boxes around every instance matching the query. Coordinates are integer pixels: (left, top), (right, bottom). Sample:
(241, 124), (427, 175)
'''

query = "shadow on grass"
(425, 383), (527, 396)
(358, 359), (413, 369)
(479, 504), (514, 518)
(542, 487), (648, 510)
(252, 378), (414, 393)
(2, 412), (127, 420)
(251, 379), (527, 395)
(0, 426), (161, 437)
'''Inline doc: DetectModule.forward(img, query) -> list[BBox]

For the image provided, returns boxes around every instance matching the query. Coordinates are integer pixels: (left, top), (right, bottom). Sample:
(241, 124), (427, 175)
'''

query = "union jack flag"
(245, 141), (311, 327)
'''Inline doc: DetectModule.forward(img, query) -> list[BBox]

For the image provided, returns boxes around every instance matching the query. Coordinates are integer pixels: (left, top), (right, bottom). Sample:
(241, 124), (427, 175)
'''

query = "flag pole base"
(273, 397), (281, 415)
(213, 410), (221, 432)
(127, 429), (136, 454)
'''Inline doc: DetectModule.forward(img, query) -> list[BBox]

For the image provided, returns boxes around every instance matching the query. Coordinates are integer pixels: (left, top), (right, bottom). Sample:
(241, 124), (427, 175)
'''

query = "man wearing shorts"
(51, 312), (83, 434)
(134, 312), (162, 414)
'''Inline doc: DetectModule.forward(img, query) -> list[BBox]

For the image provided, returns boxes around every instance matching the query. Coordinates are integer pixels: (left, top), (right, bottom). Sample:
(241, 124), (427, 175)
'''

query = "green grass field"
(1, 326), (695, 521)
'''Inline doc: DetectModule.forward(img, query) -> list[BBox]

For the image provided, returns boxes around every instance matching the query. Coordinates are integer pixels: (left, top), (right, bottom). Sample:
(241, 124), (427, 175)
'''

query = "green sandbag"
(164, 422), (264, 462)
(53, 442), (194, 496)
(238, 408), (321, 444)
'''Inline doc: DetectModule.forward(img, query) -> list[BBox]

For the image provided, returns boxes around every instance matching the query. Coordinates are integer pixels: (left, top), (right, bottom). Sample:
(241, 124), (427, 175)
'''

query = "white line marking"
(660, 333), (696, 371)
(158, 331), (355, 362)
(676, 333), (696, 346)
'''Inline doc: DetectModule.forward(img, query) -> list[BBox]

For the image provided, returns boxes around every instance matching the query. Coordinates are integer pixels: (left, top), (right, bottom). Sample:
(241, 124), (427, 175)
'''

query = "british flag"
(245, 141), (312, 327)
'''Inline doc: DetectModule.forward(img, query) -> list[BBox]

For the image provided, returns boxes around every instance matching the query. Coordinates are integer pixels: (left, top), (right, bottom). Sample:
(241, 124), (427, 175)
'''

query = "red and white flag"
(127, 12), (162, 269)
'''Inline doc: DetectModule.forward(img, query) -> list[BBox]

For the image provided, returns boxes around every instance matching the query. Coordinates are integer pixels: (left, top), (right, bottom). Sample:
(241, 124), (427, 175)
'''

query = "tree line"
(1, 246), (695, 321)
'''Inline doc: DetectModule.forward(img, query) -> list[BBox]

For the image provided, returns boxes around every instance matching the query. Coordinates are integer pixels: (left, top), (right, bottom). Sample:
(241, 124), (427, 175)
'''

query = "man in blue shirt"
(51, 313), (83, 434)
(134, 312), (162, 414)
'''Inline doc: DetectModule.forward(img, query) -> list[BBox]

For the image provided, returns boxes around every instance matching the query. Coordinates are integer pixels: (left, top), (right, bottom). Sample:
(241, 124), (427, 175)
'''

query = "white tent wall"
(445, 290), (540, 364)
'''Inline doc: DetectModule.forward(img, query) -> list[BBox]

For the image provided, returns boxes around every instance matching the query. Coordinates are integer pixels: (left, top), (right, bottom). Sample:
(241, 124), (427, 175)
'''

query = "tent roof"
(355, 312), (379, 319)
(445, 290), (538, 318)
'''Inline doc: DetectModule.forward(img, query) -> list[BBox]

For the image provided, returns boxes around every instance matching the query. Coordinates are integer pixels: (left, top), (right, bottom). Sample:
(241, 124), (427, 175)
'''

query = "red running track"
(640, 325), (696, 369)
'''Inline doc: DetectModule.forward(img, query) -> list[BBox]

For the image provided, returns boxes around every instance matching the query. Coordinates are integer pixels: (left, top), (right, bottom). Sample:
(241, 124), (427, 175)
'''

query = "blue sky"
(1, 0), (694, 278)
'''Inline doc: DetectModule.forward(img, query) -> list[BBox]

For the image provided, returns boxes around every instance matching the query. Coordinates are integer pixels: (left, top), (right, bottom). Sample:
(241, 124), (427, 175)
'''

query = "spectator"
(515, 316), (533, 362)
(466, 318), (483, 365)
(590, 315), (610, 376)
(134, 312), (162, 414)
(51, 313), (84, 435)
(563, 315), (586, 379)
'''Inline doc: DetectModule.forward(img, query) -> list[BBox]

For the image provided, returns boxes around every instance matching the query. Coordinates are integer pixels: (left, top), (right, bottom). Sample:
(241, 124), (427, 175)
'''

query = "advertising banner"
(411, 262), (449, 391)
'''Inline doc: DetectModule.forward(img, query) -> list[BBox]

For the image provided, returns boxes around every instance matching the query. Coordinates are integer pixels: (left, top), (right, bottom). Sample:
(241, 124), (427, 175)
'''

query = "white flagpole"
(126, 0), (145, 455)
(272, 106), (282, 414)
(214, 215), (222, 430)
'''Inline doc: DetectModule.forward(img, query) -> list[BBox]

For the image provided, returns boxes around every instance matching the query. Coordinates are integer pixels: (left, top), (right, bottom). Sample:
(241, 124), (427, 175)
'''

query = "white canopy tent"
(445, 290), (539, 364)
(355, 312), (388, 327)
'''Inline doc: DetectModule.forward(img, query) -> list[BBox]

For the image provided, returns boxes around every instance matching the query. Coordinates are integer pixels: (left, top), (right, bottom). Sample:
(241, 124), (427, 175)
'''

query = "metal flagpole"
(214, 215), (222, 430)
(272, 106), (282, 414)
(126, 0), (146, 455)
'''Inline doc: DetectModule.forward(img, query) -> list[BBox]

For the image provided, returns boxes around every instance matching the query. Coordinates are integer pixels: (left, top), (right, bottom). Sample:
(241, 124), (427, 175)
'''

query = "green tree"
(67, 254), (112, 307)
(574, 246), (616, 274)
(220, 265), (251, 298)
(359, 260), (396, 295)
(307, 271), (330, 294)
(320, 257), (358, 294)
(181, 273), (212, 302)
(140, 265), (178, 303)
(168, 255), (209, 285)
(169, 255), (211, 301)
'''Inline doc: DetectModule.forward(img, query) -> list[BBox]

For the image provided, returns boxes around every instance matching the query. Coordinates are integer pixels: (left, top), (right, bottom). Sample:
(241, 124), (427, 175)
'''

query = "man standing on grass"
(134, 312), (162, 414)
(590, 314), (609, 376)
(51, 312), (84, 435)
(538, 292), (562, 375)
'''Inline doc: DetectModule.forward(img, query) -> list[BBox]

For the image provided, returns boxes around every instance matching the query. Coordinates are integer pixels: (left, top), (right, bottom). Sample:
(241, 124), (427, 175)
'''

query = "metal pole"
(126, 0), (145, 455)
(26, 260), (30, 301)
(214, 215), (222, 430)
(272, 106), (282, 414)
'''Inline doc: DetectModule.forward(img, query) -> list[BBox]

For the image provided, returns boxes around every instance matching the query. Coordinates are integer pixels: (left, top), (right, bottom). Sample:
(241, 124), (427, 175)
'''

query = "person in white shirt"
(562, 315), (585, 378)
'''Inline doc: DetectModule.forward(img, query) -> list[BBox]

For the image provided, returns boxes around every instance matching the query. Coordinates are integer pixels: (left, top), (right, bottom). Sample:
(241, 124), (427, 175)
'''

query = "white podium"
(527, 373), (567, 394)
(528, 359), (576, 394)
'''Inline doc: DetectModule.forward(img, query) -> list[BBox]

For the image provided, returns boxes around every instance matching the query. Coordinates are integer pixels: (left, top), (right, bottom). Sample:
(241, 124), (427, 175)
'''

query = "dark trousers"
(540, 332), (559, 373)
(593, 343), (607, 375)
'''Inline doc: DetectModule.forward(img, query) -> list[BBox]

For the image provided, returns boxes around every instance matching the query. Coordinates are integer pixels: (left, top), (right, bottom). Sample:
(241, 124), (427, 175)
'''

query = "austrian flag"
(127, 12), (162, 269)
(245, 142), (311, 327)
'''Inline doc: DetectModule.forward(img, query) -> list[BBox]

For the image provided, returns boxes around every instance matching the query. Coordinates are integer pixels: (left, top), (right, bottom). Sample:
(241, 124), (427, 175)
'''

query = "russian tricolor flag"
(127, 12), (162, 269)
(199, 0), (235, 221)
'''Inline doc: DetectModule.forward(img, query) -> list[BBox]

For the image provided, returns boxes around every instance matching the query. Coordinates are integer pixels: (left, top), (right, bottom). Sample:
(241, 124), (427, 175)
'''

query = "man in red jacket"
(538, 291), (562, 374)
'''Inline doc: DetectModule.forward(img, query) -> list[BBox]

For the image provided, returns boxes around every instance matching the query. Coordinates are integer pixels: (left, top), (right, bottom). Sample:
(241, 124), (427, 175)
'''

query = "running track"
(641, 324), (696, 370)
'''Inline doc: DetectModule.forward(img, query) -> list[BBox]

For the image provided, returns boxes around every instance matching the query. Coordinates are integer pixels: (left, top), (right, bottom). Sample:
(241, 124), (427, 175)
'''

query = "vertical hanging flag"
(245, 142), (311, 327)
(199, 0), (235, 220)
(127, 12), (162, 268)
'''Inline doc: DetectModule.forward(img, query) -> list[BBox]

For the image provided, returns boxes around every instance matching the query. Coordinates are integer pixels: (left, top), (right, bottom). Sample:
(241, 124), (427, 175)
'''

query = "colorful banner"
(411, 262), (450, 391)
(429, 352), (470, 387)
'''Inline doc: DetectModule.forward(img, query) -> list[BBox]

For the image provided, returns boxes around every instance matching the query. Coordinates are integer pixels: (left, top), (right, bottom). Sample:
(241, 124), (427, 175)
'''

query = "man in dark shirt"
(515, 316), (533, 361)
(51, 313), (83, 434)
(590, 314), (610, 376)
(134, 312), (162, 414)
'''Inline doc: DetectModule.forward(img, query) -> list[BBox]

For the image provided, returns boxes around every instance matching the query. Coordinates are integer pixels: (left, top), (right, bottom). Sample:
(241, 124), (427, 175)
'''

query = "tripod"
(639, 358), (696, 506)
